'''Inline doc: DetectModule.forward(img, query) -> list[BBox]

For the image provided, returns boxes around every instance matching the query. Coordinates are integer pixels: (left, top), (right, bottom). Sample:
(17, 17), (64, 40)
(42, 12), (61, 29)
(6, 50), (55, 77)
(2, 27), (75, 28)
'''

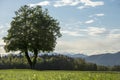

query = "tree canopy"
(3, 5), (61, 68)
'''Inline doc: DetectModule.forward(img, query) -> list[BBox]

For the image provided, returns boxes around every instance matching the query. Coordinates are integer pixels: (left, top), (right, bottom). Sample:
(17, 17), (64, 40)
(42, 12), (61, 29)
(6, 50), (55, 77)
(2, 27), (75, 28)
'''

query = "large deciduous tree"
(3, 5), (61, 69)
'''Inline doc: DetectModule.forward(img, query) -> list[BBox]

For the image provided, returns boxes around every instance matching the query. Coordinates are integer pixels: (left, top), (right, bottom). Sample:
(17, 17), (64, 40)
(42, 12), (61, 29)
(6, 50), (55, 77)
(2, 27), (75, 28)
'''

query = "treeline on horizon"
(0, 54), (120, 71)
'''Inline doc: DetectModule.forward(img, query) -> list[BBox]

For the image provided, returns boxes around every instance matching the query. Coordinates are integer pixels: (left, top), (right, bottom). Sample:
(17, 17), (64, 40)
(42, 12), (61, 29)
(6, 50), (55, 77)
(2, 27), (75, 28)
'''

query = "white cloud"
(78, 0), (104, 9)
(81, 0), (104, 7)
(61, 24), (108, 37)
(89, 13), (105, 18)
(28, 0), (104, 10)
(61, 30), (83, 37)
(108, 29), (120, 39)
(32, 17), (120, 55)
(0, 24), (10, 38)
(0, 39), (5, 54)
(29, 1), (50, 7)
(87, 27), (106, 36)
(109, 29), (120, 34)
(0, 24), (9, 54)
(61, 21), (119, 39)
(78, 6), (86, 9)
(108, 34), (120, 39)
(95, 13), (105, 17)
(28, 0), (104, 9)
(53, 0), (80, 7)
(56, 28), (120, 55)
(55, 38), (120, 55)
(0, 39), (5, 46)
(53, 0), (104, 9)
(85, 19), (94, 24)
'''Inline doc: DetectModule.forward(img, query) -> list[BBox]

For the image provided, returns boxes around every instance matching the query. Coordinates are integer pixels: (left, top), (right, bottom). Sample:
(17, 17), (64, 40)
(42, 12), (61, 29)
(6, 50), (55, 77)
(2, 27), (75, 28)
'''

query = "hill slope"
(85, 52), (120, 66)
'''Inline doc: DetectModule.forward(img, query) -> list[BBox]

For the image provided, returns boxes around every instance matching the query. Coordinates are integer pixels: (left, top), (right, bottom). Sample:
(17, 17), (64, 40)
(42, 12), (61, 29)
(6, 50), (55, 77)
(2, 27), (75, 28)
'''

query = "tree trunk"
(25, 50), (32, 69)
(24, 49), (38, 69)
(32, 49), (38, 68)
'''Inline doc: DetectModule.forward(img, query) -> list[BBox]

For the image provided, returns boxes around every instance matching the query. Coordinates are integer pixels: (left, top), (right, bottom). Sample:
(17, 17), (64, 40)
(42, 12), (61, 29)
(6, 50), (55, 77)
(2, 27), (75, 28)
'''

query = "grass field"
(0, 69), (120, 80)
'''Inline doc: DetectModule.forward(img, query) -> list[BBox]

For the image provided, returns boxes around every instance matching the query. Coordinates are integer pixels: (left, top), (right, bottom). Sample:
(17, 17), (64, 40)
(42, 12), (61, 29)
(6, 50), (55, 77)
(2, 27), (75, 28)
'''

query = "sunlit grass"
(0, 69), (120, 80)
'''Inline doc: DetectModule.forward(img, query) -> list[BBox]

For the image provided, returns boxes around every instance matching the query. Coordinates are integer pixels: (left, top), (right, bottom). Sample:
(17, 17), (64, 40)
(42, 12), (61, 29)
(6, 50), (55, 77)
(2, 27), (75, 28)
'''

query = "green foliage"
(0, 69), (120, 80)
(3, 5), (61, 68)
(3, 5), (61, 52)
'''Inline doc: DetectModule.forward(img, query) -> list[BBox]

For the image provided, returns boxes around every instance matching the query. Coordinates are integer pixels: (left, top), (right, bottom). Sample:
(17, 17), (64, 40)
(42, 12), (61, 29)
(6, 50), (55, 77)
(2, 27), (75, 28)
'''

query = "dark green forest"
(0, 54), (120, 71)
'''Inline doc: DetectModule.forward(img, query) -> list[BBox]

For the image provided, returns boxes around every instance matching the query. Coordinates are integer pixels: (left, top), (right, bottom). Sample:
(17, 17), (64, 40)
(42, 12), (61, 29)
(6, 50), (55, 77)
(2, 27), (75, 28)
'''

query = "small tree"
(3, 5), (61, 68)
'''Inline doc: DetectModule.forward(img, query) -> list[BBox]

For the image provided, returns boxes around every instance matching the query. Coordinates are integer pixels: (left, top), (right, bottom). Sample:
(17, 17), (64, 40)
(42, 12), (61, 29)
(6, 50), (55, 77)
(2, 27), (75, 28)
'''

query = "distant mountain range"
(63, 53), (87, 58)
(85, 52), (120, 66)
(64, 52), (120, 66)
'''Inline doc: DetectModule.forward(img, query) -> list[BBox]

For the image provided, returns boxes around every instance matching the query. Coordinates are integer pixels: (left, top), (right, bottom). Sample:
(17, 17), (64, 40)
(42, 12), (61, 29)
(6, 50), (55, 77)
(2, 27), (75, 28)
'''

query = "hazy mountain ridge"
(63, 53), (87, 58)
(85, 52), (120, 66)
(62, 52), (120, 66)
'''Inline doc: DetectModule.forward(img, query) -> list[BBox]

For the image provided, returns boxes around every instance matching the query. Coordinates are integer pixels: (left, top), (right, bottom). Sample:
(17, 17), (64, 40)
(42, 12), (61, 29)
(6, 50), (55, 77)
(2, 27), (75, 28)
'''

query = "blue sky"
(0, 0), (120, 55)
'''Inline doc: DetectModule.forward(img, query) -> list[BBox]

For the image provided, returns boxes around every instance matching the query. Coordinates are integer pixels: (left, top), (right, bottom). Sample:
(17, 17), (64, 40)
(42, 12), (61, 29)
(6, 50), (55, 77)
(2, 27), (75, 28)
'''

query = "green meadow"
(0, 69), (120, 80)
